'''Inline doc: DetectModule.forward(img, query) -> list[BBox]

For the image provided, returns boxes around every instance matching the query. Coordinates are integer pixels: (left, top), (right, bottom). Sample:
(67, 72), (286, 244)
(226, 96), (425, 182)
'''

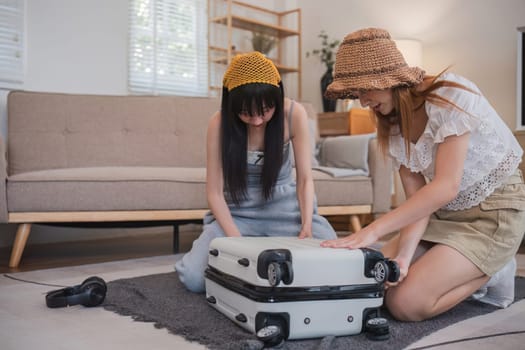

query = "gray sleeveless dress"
(175, 102), (337, 292)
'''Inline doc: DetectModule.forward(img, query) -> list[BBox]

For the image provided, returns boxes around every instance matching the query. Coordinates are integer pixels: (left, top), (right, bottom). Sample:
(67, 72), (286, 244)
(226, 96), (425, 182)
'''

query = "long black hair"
(220, 82), (285, 205)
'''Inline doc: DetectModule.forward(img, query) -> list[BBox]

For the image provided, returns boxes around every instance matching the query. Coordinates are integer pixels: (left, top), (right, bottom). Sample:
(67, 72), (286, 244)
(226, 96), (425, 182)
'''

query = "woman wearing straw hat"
(322, 28), (525, 321)
(176, 52), (336, 293)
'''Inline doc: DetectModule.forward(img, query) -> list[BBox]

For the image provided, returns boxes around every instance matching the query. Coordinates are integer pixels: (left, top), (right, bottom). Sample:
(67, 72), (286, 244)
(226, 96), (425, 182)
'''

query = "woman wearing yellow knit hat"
(322, 28), (525, 320)
(176, 52), (336, 293)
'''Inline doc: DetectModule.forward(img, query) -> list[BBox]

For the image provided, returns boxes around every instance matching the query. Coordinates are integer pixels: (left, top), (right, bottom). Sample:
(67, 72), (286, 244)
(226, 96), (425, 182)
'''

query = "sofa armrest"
(0, 135), (7, 222)
(316, 134), (392, 214)
(368, 138), (392, 214)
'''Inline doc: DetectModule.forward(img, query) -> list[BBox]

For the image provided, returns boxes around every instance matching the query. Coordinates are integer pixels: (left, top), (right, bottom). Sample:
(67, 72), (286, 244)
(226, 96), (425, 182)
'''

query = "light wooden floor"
(0, 228), (200, 273)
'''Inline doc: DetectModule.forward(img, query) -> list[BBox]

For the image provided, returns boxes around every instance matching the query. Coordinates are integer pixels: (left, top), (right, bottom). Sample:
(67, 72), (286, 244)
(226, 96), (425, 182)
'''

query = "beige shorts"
(422, 170), (525, 276)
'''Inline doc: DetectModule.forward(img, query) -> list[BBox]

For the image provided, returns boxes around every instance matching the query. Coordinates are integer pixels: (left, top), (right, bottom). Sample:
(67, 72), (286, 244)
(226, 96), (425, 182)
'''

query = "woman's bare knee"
(385, 287), (431, 321)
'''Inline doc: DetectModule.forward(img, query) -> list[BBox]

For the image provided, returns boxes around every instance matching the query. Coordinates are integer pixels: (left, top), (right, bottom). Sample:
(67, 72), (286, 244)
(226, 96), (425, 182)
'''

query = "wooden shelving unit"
(208, 0), (302, 99)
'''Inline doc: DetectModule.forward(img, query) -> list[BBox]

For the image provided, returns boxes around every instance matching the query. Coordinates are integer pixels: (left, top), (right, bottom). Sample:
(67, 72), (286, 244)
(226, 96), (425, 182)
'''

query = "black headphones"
(46, 276), (107, 308)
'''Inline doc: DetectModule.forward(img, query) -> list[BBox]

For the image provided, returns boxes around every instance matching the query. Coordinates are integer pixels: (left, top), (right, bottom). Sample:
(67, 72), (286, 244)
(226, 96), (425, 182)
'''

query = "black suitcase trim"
(205, 266), (384, 303)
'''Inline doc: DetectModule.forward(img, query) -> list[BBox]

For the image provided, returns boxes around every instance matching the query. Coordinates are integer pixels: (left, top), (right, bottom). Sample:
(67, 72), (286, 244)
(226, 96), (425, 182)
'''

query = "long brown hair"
(375, 70), (477, 159)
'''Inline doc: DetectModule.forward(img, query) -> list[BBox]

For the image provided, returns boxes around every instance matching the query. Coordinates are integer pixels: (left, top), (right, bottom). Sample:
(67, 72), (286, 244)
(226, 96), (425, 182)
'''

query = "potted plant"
(251, 32), (277, 56)
(306, 30), (340, 112)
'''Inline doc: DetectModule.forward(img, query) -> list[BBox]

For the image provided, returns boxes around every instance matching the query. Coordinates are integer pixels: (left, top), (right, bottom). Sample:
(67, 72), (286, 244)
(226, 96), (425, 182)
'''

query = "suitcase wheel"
(209, 249), (219, 257)
(268, 262), (282, 286)
(364, 317), (390, 341)
(267, 261), (293, 286)
(257, 249), (292, 282)
(386, 260), (400, 282)
(206, 296), (217, 304)
(372, 261), (389, 283)
(256, 324), (285, 348)
(372, 260), (400, 284)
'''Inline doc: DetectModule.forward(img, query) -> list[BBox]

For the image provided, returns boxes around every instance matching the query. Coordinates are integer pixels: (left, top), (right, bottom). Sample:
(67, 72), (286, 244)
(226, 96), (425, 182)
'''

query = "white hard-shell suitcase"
(204, 237), (399, 346)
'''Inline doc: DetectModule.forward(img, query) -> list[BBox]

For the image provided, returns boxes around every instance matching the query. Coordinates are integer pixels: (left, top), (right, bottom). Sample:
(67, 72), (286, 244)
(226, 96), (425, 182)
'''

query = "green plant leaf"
(305, 30), (340, 70)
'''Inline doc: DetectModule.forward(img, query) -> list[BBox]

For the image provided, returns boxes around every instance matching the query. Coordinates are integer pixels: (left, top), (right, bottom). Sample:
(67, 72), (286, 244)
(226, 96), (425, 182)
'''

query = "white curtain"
(0, 0), (24, 87)
(128, 0), (208, 96)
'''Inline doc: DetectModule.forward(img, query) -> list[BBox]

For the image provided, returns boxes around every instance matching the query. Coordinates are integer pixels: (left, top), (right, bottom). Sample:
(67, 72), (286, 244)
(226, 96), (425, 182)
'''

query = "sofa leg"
(173, 224), (180, 254)
(349, 215), (361, 233)
(9, 223), (32, 268)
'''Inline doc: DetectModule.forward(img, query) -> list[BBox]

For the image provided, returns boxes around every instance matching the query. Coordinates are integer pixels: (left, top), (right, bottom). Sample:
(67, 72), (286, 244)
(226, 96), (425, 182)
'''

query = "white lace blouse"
(389, 72), (523, 211)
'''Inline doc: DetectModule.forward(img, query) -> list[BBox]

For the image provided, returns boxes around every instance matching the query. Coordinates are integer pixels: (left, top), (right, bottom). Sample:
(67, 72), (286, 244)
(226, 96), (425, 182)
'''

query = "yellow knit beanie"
(223, 52), (281, 91)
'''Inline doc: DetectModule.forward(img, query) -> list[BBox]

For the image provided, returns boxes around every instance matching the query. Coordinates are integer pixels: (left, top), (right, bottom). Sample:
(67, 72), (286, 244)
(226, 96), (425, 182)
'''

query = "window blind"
(0, 0), (24, 87)
(128, 0), (208, 96)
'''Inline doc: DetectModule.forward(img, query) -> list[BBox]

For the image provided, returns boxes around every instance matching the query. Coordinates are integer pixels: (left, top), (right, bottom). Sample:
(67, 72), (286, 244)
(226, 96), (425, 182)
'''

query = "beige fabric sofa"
(3, 91), (392, 267)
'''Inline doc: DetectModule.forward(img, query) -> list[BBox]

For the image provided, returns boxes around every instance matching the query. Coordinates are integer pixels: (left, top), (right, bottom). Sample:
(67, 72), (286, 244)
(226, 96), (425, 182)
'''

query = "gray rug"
(103, 272), (525, 350)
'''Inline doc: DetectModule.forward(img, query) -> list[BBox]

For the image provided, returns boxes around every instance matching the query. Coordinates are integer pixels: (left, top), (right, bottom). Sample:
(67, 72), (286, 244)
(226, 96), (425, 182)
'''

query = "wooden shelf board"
(211, 15), (299, 38)
(208, 1), (301, 99)
(211, 54), (298, 73)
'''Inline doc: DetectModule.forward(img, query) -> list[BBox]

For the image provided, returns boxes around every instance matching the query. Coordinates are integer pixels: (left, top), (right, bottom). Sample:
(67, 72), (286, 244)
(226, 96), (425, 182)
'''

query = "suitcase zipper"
(205, 266), (383, 303)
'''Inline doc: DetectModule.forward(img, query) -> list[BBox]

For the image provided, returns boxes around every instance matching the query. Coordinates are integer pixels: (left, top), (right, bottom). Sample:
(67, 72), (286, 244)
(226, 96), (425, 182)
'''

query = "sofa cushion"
(312, 170), (373, 206)
(7, 166), (373, 212)
(7, 92), (220, 175)
(7, 167), (208, 212)
(318, 133), (376, 174)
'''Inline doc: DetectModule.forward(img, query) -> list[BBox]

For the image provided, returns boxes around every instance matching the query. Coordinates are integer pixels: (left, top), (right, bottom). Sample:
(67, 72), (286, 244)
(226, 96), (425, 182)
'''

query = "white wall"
(0, 0), (128, 138)
(0, 0), (523, 247)
(24, 0), (128, 95)
(0, 0), (130, 247)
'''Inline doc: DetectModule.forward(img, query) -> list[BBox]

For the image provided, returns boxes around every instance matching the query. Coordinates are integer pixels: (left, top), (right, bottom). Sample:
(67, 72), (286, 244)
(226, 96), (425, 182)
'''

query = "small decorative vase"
(320, 68), (337, 112)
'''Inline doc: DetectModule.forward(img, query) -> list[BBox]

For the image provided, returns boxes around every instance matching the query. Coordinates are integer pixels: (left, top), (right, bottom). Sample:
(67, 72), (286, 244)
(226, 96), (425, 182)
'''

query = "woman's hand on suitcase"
(320, 227), (378, 249)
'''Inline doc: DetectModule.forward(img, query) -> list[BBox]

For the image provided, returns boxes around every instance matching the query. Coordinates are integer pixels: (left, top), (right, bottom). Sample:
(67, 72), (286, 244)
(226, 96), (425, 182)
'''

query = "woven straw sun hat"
(325, 28), (425, 100)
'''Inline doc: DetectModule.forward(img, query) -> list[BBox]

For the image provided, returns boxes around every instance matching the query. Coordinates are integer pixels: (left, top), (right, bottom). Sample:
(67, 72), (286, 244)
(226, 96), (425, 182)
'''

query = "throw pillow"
(318, 133), (376, 172)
